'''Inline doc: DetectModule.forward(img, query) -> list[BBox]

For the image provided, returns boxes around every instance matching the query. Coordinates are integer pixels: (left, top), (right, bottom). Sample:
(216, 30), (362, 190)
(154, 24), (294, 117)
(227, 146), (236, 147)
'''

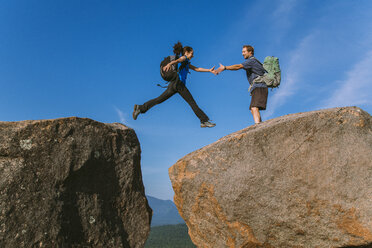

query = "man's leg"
(177, 83), (210, 123)
(251, 107), (262, 124)
(249, 87), (268, 124)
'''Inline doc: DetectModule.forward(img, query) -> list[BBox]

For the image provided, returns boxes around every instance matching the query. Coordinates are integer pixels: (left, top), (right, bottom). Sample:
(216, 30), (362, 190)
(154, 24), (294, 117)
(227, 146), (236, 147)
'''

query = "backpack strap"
(157, 83), (168, 88)
(250, 56), (263, 66)
(169, 55), (177, 71)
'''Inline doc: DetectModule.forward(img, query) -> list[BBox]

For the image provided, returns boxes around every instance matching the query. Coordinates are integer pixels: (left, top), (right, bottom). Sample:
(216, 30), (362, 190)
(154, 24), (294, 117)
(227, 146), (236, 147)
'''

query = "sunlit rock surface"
(169, 107), (372, 248)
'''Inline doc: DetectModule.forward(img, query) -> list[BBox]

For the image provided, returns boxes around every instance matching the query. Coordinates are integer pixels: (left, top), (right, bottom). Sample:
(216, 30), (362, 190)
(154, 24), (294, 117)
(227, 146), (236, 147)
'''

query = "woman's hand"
(209, 66), (217, 75)
(163, 64), (171, 72)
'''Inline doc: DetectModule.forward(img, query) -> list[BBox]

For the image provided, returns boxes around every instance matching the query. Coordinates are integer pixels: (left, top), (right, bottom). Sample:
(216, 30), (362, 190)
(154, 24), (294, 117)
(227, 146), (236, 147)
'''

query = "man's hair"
(183, 46), (193, 55)
(243, 45), (254, 55)
(173, 42), (183, 56)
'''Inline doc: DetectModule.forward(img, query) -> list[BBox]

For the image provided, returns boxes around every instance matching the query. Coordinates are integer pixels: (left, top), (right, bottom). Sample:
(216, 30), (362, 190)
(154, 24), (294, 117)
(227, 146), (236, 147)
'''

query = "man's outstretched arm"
(215, 63), (244, 74)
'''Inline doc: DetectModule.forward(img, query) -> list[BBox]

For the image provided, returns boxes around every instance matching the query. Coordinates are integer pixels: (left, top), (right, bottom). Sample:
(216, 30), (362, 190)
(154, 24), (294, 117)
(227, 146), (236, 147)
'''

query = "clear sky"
(1, 0), (372, 200)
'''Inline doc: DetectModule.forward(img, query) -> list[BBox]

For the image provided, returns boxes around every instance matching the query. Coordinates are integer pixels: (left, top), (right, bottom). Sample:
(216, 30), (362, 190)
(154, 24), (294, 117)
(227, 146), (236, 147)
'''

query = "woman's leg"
(139, 81), (177, 113)
(176, 82), (209, 123)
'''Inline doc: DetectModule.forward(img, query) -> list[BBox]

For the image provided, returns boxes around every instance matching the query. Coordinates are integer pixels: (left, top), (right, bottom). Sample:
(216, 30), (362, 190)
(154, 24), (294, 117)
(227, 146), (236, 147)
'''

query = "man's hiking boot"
(200, 121), (216, 128)
(132, 104), (141, 120)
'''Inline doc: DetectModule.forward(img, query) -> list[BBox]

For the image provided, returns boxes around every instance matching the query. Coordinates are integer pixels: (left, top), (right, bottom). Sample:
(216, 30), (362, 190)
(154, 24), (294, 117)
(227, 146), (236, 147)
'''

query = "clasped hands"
(212, 63), (225, 75)
(198, 64), (226, 75)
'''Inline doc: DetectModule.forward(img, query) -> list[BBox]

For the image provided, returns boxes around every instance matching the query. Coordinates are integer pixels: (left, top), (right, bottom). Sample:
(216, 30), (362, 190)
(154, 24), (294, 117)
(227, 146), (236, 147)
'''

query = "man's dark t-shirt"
(241, 56), (267, 92)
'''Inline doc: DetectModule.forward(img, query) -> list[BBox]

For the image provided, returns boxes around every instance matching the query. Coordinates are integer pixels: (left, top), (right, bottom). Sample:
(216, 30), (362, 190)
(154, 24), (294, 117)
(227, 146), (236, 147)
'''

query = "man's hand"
(215, 63), (226, 75)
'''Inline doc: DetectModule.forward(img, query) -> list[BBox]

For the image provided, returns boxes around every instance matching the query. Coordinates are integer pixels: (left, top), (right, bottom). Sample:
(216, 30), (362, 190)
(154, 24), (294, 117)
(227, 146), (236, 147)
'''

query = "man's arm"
(215, 63), (244, 74)
(189, 64), (216, 74)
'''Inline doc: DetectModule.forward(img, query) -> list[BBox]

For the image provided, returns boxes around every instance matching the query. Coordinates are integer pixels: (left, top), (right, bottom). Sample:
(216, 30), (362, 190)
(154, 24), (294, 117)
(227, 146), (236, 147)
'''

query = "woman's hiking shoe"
(132, 105), (141, 120)
(200, 121), (216, 128)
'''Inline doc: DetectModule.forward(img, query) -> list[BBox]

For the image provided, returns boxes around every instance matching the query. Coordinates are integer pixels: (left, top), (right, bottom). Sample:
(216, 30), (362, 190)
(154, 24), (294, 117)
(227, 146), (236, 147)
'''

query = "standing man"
(215, 45), (267, 124)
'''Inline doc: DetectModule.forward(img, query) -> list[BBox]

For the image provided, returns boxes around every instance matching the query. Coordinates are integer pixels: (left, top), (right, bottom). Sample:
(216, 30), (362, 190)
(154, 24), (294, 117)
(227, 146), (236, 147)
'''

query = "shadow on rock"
(58, 157), (130, 247)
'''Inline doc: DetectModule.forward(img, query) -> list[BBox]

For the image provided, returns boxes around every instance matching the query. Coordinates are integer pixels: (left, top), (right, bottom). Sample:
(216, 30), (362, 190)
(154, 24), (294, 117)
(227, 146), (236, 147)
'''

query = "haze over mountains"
(146, 195), (184, 227)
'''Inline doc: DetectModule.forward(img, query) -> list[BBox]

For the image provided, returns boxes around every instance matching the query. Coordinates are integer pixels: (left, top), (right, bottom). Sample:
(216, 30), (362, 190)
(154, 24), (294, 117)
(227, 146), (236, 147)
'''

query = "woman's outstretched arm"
(189, 64), (216, 74)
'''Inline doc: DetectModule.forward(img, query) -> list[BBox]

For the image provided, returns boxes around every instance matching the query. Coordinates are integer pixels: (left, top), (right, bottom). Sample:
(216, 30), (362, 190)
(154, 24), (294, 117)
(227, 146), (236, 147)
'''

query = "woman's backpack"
(160, 55), (178, 81)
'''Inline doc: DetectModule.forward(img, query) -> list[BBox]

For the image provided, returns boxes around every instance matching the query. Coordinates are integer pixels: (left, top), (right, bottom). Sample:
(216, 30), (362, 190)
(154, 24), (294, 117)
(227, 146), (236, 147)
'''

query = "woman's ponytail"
(173, 41), (183, 57)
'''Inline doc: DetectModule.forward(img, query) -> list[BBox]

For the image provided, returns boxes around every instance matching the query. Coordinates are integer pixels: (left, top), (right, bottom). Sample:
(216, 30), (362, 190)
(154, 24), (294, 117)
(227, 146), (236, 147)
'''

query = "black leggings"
(139, 78), (209, 123)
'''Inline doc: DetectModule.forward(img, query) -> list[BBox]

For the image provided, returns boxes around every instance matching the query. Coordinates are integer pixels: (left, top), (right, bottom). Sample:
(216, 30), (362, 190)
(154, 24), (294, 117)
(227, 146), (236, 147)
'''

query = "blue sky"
(1, 0), (371, 200)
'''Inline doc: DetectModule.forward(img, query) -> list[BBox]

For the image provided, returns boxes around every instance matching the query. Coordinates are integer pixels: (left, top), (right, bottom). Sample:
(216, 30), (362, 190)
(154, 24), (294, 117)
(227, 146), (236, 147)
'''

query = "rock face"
(0, 117), (152, 247)
(169, 107), (372, 248)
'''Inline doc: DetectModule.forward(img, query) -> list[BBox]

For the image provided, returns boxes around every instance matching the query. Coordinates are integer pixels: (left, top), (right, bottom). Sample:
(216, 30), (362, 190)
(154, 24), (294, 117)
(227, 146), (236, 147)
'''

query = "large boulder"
(169, 107), (372, 248)
(0, 117), (152, 248)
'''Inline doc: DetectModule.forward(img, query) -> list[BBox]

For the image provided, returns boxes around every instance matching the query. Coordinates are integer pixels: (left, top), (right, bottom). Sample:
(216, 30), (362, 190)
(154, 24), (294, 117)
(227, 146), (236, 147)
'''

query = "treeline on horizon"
(145, 224), (196, 248)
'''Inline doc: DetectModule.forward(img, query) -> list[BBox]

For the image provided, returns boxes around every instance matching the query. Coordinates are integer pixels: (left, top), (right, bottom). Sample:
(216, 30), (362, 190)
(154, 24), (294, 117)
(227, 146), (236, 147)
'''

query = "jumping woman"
(132, 42), (216, 128)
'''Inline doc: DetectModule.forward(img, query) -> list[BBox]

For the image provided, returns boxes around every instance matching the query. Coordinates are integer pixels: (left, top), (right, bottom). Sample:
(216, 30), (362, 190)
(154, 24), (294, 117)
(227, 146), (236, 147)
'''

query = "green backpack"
(253, 56), (281, 88)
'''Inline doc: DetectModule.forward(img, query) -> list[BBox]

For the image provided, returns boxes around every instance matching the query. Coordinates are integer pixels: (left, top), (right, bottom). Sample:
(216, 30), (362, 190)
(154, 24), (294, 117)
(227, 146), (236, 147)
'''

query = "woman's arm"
(190, 64), (216, 73)
(163, 56), (186, 72)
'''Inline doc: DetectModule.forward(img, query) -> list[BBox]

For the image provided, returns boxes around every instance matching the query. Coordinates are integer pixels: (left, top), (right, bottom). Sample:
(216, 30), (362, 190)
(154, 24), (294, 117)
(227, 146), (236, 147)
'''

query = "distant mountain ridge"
(146, 195), (184, 227)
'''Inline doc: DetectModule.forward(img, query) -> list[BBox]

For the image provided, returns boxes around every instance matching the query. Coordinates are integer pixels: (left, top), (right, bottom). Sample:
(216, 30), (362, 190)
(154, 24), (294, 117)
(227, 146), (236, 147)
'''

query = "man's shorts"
(249, 87), (268, 110)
